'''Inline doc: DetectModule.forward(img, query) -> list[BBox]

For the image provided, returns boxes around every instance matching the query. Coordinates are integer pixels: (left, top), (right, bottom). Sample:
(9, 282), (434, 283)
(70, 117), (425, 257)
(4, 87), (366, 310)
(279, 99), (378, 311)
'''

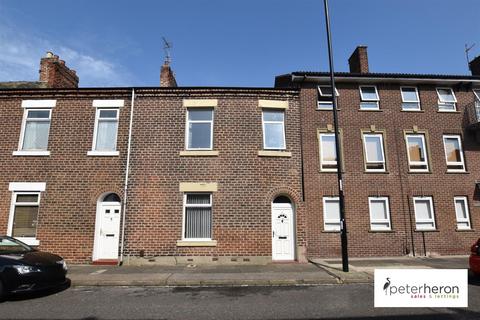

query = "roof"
(287, 71), (480, 80)
(0, 81), (48, 89)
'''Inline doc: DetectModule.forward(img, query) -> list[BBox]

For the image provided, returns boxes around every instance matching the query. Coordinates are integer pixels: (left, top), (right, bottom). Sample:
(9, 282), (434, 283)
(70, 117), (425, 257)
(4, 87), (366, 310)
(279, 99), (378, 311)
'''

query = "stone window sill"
(87, 151), (119, 157)
(456, 228), (475, 232)
(414, 229), (439, 232)
(13, 150), (50, 157)
(176, 240), (217, 247)
(368, 230), (395, 233)
(179, 150), (219, 157)
(258, 150), (292, 157)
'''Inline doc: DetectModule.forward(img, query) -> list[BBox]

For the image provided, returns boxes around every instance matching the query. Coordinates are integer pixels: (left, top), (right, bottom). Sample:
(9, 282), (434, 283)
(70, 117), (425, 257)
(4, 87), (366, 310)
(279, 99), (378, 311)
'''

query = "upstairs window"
(436, 88), (457, 112)
(474, 90), (480, 120)
(401, 87), (421, 111)
(317, 85), (339, 110)
(362, 133), (386, 172)
(323, 197), (340, 231)
(413, 196), (436, 230)
(443, 135), (465, 172)
(262, 110), (286, 150)
(405, 134), (429, 172)
(359, 86), (380, 110)
(186, 108), (214, 150)
(92, 109), (119, 152)
(319, 133), (338, 172)
(454, 196), (471, 230)
(183, 193), (212, 240)
(20, 109), (51, 151)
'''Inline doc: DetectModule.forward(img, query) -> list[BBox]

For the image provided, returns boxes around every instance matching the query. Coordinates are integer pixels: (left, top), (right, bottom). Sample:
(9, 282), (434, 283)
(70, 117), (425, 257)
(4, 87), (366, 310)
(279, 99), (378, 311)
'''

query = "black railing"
(463, 101), (480, 130)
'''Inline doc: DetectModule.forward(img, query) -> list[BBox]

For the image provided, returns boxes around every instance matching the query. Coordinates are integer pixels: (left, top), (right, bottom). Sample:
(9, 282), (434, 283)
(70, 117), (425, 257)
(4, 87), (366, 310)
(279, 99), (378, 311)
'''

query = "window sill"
(87, 151), (119, 157)
(414, 229), (439, 232)
(456, 228), (474, 232)
(364, 170), (389, 174)
(445, 170), (468, 174)
(12, 150), (50, 156)
(258, 150), (292, 157)
(176, 240), (217, 247)
(179, 150), (219, 157)
(15, 237), (40, 246)
(408, 171), (432, 174)
(401, 110), (424, 113)
(437, 110), (460, 113)
(316, 108), (340, 111)
(368, 229), (395, 233)
(358, 109), (382, 112)
(322, 230), (340, 233)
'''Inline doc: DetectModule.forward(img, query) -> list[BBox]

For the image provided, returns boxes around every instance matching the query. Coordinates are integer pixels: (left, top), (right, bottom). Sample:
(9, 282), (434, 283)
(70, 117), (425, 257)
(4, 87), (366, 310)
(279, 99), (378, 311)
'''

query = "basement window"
(437, 88), (457, 112)
(359, 86), (380, 110)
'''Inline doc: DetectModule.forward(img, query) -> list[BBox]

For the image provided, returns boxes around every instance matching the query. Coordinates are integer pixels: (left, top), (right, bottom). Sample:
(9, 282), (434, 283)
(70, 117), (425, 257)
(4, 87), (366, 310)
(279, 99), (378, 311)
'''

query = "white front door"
(94, 204), (121, 260)
(272, 203), (295, 260)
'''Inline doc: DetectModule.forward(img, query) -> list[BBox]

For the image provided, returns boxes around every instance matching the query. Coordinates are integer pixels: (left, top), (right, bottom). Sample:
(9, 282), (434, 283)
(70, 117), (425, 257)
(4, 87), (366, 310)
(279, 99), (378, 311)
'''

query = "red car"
(470, 238), (480, 275)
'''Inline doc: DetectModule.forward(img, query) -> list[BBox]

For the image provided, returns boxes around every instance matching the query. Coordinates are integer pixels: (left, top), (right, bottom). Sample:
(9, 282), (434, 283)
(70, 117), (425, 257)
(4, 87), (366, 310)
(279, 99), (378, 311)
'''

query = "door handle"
(272, 231), (275, 238)
(106, 234), (115, 237)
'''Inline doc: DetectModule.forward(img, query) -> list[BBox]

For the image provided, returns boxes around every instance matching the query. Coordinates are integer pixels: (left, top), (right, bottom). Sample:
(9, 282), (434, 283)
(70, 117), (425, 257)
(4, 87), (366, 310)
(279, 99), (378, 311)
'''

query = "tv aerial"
(162, 37), (173, 65)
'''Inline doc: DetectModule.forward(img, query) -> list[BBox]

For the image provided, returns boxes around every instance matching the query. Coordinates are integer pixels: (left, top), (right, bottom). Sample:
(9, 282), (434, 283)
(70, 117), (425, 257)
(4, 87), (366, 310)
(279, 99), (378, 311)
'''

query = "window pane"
(444, 138), (461, 162)
(474, 90), (480, 101)
(95, 120), (118, 151)
(455, 200), (467, 220)
(319, 86), (333, 96)
(27, 110), (50, 119)
(361, 87), (378, 100)
(365, 135), (383, 162)
(370, 200), (388, 220)
(264, 123), (285, 149)
(360, 102), (379, 110)
(401, 88), (419, 102)
(186, 194), (211, 205)
(185, 207), (211, 239)
(12, 206), (38, 238)
(438, 89), (455, 102)
(23, 121), (50, 150)
(188, 122), (212, 149)
(321, 135), (337, 161)
(402, 102), (420, 110)
(263, 110), (284, 122)
(16, 194), (39, 203)
(407, 136), (425, 162)
(415, 200), (432, 220)
(188, 109), (213, 121)
(324, 199), (340, 220)
(99, 110), (118, 118)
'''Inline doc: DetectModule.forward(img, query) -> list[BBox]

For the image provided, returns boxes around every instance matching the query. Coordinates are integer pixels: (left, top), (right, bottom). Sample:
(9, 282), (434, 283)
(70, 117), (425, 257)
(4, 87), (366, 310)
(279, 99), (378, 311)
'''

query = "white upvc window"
(323, 197), (340, 231)
(401, 87), (421, 111)
(186, 108), (214, 150)
(18, 109), (52, 154)
(362, 133), (386, 172)
(368, 197), (391, 231)
(474, 89), (480, 121)
(359, 86), (380, 110)
(262, 109), (286, 150)
(91, 109), (119, 153)
(436, 88), (457, 112)
(317, 85), (339, 110)
(442, 135), (465, 172)
(454, 196), (471, 230)
(182, 193), (212, 240)
(405, 134), (429, 172)
(413, 196), (436, 230)
(319, 133), (338, 172)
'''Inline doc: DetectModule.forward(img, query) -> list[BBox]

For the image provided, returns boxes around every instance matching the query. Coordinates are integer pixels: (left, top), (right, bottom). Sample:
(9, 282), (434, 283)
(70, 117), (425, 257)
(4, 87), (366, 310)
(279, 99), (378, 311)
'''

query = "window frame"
(413, 196), (436, 231)
(474, 89), (480, 101)
(368, 197), (391, 231)
(323, 196), (340, 231)
(436, 87), (457, 112)
(442, 135), (466, 172)
(319, 132), (338, 172)
(405, 133), (429, 172)
(8, 191), (41, 246)
(359, 85), (380, 110)
(18, 108), (52, 152)
(400, 86), (421, 111)
(454, 196), (471, 230)
(185, 108), (214, 151)
(91, 108), (120, 153)
(362, 133), (386, 172)
(182, 193), (213, 241)
(261, 109), (286, 150)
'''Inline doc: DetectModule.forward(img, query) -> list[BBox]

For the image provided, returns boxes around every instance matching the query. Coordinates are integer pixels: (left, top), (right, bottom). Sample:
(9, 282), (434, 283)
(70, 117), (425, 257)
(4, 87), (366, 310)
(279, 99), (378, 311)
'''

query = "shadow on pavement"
(1, 278), (71, 302)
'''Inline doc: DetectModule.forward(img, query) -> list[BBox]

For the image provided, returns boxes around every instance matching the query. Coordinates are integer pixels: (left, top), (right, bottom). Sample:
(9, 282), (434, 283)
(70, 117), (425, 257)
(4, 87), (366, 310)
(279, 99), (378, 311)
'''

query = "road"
(1, 283), (479, 319)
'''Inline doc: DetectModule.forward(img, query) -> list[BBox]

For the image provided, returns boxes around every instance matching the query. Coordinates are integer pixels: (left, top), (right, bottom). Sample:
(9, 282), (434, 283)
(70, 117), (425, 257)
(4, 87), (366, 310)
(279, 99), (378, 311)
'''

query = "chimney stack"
(160, 61), (177, 87)
(348, 46), (369, 74)
(469, 55), (480, 76)
(39, 52), (79, 88)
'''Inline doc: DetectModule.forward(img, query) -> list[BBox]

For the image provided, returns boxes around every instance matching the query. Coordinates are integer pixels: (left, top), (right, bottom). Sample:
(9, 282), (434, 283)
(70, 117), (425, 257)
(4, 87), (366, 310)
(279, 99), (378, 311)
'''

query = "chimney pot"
(45, 51), (54, 58)
(469, 55), (480, 76)
(348, 46), (369, 74)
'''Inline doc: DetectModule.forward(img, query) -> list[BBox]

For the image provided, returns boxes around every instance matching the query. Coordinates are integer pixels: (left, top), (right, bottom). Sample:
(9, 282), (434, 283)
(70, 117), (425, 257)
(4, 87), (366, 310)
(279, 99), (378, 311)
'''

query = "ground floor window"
(183, 193), (212, 240)
(323, 197), (340, 231)
(11, 193), (40, 238)
(454, 196), (471, 230)
(368, 197), (391, 231)
(413, 196), (436, 230)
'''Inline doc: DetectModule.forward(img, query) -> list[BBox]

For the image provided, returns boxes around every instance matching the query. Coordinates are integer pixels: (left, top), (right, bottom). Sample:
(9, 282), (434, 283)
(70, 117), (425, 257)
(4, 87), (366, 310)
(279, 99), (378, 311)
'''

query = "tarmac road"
(1, 283), (480, 320)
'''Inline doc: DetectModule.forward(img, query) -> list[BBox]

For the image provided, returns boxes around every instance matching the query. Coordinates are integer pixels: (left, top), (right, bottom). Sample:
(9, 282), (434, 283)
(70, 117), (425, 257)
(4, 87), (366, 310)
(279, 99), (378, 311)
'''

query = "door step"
(92, 259), (118, 265)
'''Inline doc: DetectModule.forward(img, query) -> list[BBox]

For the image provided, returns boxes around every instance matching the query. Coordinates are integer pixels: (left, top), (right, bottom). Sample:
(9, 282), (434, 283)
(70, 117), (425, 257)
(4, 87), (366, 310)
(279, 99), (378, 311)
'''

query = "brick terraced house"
(0, 47), (480, 264)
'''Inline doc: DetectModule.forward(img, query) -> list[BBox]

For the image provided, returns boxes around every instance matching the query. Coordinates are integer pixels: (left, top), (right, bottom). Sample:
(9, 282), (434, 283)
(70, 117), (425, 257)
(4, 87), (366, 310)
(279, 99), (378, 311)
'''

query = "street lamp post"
(322, 0), (349, 272)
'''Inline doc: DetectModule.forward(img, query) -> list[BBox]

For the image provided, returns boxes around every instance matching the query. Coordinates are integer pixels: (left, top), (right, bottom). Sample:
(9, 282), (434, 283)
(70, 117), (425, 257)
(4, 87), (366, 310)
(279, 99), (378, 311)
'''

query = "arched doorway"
(92, 193), (122, 262)
(271, 195), (295, 261)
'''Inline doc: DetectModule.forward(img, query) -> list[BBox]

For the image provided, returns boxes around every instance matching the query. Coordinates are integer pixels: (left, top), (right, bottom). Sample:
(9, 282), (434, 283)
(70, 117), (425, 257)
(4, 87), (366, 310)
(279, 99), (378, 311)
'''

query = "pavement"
(67, 255), (470, 287)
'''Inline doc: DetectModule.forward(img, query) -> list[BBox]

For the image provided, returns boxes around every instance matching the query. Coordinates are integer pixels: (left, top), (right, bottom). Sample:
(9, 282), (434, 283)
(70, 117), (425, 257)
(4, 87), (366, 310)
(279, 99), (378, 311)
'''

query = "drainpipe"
(119, 88), (135, 265)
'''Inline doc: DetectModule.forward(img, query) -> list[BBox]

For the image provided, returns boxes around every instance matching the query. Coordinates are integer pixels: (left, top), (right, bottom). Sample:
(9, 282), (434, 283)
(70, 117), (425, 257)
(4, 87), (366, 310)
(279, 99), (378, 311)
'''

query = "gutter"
(119, 88), (135, 265)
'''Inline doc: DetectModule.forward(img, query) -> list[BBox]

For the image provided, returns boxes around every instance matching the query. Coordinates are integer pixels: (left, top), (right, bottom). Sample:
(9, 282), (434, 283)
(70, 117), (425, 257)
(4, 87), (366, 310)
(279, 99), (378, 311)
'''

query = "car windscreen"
(0, 237), (32, 254)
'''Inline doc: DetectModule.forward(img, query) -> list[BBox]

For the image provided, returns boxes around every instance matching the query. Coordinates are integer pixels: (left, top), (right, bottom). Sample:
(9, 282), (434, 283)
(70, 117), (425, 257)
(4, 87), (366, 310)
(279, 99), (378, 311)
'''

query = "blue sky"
(0, 0), (479, 87)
